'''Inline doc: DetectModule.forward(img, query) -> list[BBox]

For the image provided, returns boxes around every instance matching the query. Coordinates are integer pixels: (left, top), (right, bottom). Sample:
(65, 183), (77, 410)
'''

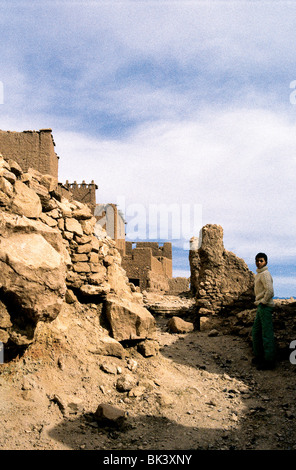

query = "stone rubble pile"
(0, 154), (155, 352)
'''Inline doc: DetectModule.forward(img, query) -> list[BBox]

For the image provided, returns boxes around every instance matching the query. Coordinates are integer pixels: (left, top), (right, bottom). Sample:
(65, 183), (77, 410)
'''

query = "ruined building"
(0, 128), (59, 178)
(64, 180), (98, 214)
(189, 224), (254, 314)
(0, 128), (98, 211)
(94, 203), (178, 293)
(0, 128), (185, 294)
(95, 203), (126, 255)
(122, 242), (173, 292)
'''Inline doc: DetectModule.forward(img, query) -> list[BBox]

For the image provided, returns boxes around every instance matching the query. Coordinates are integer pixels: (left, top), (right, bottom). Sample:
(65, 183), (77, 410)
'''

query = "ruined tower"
(0, 128), (98, 212)
(0, 128), (59, 178)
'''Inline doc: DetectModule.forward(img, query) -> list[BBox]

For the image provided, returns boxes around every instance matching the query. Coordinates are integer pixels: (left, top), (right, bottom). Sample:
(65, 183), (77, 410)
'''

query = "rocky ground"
(1, 294), (296, 452)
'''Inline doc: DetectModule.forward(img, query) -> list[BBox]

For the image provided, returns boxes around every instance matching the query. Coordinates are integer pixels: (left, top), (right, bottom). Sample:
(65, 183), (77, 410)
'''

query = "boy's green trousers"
(252, 303), (276, 363)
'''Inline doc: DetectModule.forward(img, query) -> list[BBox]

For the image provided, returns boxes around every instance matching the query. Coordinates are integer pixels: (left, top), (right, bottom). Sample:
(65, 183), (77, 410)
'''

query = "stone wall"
(189, 224), (255, 315)
(0, 154), (156, 354)
(0, 129), (100, 214)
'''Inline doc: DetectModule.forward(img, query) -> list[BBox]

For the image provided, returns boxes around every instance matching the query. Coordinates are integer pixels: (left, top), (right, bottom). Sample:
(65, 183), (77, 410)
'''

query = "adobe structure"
(0, 129), (59, 178)
(122, 241), (173, 292)
(94, 203), (126, 255)
(94, 203), (179, 293)
(64, 180), (98, 214)
(0, 128), (188, 294)
(0, 128), (97, 211)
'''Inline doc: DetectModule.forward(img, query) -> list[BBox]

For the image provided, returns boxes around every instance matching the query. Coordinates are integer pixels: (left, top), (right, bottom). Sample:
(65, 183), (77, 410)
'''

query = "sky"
(0, 1), (296, 297)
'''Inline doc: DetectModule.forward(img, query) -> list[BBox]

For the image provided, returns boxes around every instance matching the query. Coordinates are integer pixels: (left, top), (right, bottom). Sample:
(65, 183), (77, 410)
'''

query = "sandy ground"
(1, 298), (296, 453)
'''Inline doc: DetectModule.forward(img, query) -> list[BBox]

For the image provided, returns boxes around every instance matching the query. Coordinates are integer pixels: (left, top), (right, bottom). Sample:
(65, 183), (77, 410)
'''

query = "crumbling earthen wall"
(122, 246), (152, 290)
(132, 242), (172, 262)
(189, 224), (255, 315)
(0, 129), (59, 178)
(147, 271), (170, 292)
(168, 277), (190, 295)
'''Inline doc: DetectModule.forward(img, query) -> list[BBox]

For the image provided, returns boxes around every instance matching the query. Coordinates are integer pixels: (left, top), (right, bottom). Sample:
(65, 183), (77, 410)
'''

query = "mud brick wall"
(0, 129), (59, 178)
(122, 242), (173, 292)
(64, 181), (98, 213)
(168, 277), (190, 295)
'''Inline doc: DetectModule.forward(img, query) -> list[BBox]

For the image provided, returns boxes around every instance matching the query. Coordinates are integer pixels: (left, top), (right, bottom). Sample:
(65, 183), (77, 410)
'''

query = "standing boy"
(252, 253), (276, 370)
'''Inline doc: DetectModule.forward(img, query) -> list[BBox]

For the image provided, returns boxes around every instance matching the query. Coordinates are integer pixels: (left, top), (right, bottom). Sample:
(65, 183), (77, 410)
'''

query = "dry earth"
(1, 296), (296, 453)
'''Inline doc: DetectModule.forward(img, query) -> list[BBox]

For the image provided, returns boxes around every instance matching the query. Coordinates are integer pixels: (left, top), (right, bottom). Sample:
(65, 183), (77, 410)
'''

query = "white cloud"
(1, 1), (296, 296)
(2, 1), (296, 123)
(54, 106), (296, 268)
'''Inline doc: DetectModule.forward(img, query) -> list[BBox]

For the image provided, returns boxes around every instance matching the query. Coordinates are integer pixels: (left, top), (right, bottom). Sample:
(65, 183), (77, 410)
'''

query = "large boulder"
(0, 233), (67, 321)
(0, 212), (71, 265)
(104, 296), (156, 342)
(0, 213), (68, 346)
(9, 180), (42, 218)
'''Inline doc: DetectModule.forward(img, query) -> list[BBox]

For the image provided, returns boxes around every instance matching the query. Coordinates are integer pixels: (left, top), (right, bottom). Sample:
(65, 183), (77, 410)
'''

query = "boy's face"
(256, 257), (267, 268)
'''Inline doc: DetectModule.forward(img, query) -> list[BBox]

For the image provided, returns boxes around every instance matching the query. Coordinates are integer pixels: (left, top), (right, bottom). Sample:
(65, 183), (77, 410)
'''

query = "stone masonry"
(0, 128), (187, 296)
(0, 155), (155, 351)
(189, 224), (255, 315)
(64, 180), (98, 214)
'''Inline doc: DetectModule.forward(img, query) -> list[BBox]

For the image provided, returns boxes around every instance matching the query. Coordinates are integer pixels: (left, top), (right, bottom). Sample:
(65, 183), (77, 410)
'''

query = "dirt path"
(1, 302), (296, 451)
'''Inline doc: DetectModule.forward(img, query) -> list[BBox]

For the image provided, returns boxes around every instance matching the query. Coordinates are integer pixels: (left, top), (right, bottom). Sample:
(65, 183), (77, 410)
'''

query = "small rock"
(116, 374), (138, 392)
(167, 316), (194, 334)
(100, 362), (117, 375)
(65, 289), (78, 304)
(68, 400), (84, 414)
(128, 385), (146, 398)
(94, 403), (126, 425)
(156, 392), (174, 407)
(206, 400), (217, 407)
(208, 329), (219, 337)
(127, 358), (138, 371)
(91, 337), (126, 359)
(50, 394), (83, 415)
(138, 339), (159, 357)
(57, 357), (65, 370)
(99, 385), (106, 394)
